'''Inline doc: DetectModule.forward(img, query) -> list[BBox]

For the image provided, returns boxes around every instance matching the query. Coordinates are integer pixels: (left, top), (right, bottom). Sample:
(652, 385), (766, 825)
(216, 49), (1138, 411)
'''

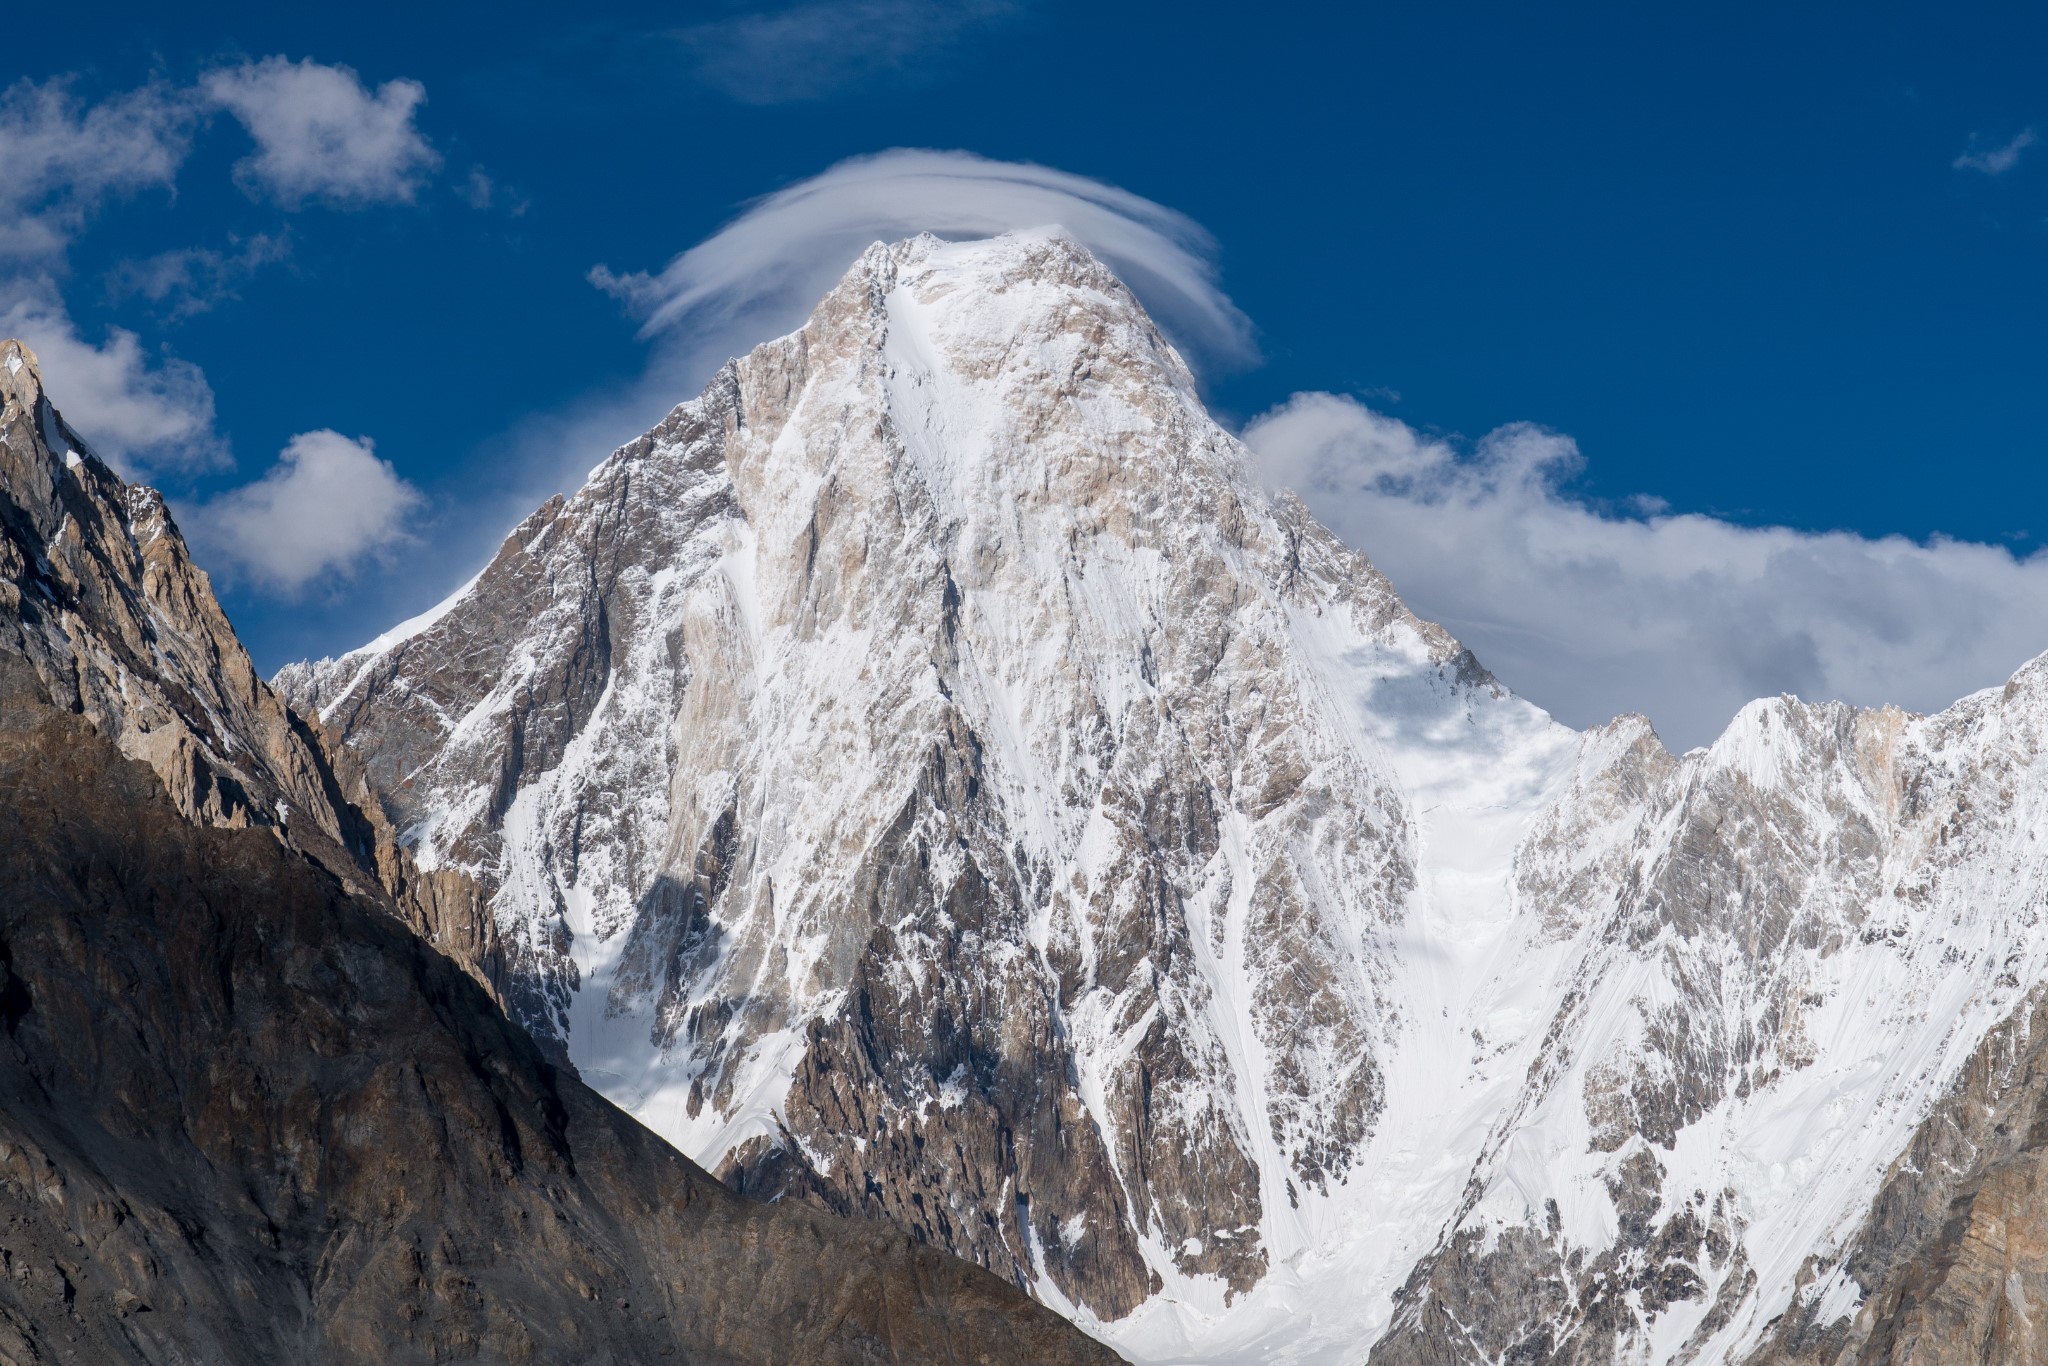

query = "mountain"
(0, 339), (1122, 1365)
(281, 231), (2048, 1364)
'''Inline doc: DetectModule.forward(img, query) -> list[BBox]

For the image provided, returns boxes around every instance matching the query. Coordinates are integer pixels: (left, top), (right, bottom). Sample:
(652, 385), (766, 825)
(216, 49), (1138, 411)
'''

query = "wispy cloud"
(1245, 392), (2048, 749)
(677, 0), (1019, 104)
(183, 430), (424, 593)
(203, 57), (439, 208)
(457, 166), (527, 217)
(1953, 127), (2037, 176)
(0, 77), (195, 263)
(459, 166), (495, 209)
(107, 232), (291, 320)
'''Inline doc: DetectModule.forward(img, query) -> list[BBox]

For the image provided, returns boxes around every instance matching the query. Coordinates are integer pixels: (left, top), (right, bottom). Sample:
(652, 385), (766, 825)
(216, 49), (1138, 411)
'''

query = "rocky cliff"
(0, 652), (1122, 1364)
(282, 232), (2048, 1364)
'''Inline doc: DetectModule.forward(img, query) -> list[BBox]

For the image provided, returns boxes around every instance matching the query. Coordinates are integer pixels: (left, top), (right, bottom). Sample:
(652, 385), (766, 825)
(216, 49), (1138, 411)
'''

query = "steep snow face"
(282, 231), (1585, 1333)
(279, 232), (2048, 1364)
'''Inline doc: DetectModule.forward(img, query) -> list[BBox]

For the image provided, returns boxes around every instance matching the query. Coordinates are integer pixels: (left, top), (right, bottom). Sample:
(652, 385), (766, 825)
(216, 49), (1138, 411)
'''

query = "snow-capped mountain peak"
(282, 235), (2048, 1364)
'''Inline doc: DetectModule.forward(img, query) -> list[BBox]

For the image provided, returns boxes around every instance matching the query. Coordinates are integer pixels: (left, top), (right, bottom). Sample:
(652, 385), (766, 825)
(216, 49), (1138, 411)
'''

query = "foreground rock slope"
(0, 341), (1123, 1365)
(285, 232), (2048, 1364)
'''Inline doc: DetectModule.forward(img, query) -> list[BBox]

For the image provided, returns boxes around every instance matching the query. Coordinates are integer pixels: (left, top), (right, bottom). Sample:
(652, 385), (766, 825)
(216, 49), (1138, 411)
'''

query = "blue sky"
(6, 1), (2046, 745)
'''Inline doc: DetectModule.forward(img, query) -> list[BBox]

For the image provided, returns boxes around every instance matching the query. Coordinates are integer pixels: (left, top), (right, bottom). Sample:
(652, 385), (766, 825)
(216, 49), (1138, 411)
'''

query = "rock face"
(0, 651), (1124, 1365)
(0, 340), (498, 995)
(282, 232), (2048, 1363)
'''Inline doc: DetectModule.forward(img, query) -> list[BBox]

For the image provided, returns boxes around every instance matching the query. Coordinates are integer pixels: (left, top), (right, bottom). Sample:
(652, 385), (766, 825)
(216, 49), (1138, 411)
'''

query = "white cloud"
(185, 430), (424, 594)
(1244, 392), (2048, 750)
(0, 79), (224, 472)
(0, 58), (447, 597)
(0, 77), (194, 262)
(1953, 127), (2037, 175)
(0, 281), (223, 472)
(677, 0), (1019, 104)
(591, 148), (1253, 380)
(203, 57), (439, 208)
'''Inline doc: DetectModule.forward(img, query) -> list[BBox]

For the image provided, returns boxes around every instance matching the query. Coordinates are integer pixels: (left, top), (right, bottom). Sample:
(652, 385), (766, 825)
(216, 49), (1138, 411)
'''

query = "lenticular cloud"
(590, 148), (1254, 376)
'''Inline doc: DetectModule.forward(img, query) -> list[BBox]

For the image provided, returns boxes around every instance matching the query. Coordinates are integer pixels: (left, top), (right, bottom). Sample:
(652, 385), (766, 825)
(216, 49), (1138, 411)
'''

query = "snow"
(1082, 608), (1584, 1364)
(36, 399), (81, 472)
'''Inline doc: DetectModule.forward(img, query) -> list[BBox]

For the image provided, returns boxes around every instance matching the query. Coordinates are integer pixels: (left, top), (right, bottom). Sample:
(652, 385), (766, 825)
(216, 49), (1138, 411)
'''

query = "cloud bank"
(203, 57), (439, 208)
(0, 76), (221, 472)
(184, 430), (424, 594)
(0, 77), (194, 263)
(0, 60), (441, 597)
(1245, 392), (2048, 750)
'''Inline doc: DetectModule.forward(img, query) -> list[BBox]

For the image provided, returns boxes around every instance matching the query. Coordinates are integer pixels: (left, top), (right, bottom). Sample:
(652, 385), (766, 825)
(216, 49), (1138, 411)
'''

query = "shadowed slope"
(0, 652), (1123, 1365)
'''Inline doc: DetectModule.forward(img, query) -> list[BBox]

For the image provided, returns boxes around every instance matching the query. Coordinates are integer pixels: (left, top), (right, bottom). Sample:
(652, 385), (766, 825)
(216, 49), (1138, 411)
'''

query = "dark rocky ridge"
(0, 650), (1122, 1364)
